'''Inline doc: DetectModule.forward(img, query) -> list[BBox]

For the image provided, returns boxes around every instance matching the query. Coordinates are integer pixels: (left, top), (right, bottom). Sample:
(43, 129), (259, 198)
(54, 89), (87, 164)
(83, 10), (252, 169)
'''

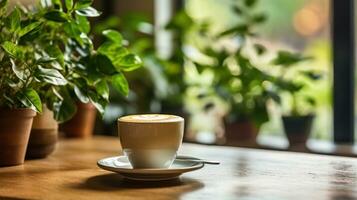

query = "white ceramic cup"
(118, 114), (184, 169)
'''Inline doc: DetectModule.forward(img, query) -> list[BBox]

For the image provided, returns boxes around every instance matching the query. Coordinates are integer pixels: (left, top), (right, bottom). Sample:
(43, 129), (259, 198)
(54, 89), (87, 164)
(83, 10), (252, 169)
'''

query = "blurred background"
(12, 0), (356, 150)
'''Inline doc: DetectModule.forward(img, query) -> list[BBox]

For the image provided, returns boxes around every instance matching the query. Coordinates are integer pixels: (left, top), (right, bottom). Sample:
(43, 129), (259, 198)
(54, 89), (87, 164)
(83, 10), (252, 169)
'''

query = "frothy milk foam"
(119, 114), (183, 123)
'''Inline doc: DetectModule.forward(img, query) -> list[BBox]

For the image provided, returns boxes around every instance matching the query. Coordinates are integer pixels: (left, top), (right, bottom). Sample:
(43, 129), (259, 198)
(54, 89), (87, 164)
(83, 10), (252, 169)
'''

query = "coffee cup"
(118, 114), (184, 169)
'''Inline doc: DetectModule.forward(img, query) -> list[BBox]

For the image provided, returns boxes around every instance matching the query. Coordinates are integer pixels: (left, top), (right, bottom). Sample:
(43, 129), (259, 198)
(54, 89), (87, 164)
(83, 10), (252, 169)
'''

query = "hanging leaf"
(88, 91), (107, 115)
(94, 54), (117, 75)
(117, 54), (142, 71)
(74, 85), (90, 103)
(75, 6), (101, 17)
(53, 97), (77, 122)
(17, 88), (42, 112)
(95, 80), (109, 100)
(35, 65), (67, 85)
(10, 58), (28, 81)
(18, 22), (42, 37)
(65, 0), (73, 10)
(1, 41), (23, 58)
(102, 29), (123, 44)
(76, 15), (90, 34)
(44, 11), (69, 22)
(111, 73), (129, 96)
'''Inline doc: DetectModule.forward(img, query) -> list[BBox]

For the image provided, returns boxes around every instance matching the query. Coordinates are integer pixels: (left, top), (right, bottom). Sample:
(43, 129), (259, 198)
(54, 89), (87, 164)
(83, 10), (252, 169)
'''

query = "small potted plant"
(56, 6), (142, 138)
(0, 1), (65, 165)
(179, 0), (277, 145)
(272, 50), (321, 148)
(25, 0), (102, 156)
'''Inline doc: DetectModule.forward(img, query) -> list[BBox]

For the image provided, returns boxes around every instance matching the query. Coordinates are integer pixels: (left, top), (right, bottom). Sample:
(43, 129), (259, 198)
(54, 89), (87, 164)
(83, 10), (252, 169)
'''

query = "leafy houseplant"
(180, 0), (277, 144)
(272, 51), (321, 147)
(0, 0), (141, 163)
(24, 0), (142, 138)
(0, 0), (59, 165)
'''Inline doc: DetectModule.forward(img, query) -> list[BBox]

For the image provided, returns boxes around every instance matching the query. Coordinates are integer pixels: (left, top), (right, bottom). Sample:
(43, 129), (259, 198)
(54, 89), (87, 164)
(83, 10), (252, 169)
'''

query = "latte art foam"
(119, 114), (183, 123)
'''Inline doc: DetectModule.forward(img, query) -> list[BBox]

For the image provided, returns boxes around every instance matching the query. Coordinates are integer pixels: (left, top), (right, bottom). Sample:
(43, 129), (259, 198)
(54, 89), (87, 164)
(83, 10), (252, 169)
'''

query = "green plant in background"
(180, 0), (279, 128)
(94, 14), (169, 116)
(272, 50), (322, 116)
(4, 0), (141, 122)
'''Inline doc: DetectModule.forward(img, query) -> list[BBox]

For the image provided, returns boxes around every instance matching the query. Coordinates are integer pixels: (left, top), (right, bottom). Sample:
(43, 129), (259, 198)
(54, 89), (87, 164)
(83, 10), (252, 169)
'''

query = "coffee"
(118, 114), (184, 169)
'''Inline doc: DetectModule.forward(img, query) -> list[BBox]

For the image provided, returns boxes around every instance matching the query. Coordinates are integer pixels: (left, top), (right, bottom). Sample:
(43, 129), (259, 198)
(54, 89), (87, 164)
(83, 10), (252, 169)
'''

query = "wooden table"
(1, 136), (357, 200)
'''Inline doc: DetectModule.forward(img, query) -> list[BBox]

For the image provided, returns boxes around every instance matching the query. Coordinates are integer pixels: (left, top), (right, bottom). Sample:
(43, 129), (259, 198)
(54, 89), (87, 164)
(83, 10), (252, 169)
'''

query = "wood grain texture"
(1, 136), (357, 200)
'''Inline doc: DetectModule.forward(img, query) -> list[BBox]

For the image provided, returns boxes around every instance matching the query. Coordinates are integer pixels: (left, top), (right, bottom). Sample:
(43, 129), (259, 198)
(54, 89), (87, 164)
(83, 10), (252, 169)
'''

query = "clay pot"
(282, 115), (314, 148)
(26, 106), (58, 159)
(0, 108), (36, 166)
(60, 102), (97, 138)
(224, 119), (259, 146)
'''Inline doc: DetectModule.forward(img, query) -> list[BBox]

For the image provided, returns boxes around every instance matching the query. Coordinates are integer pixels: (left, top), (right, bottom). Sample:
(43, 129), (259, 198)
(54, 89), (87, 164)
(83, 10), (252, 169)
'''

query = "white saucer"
(97, 155), (204, 181)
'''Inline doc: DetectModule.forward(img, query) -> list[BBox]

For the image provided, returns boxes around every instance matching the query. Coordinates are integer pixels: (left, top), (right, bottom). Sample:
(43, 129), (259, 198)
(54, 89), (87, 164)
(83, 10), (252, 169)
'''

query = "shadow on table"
(71, 173), (204, 191)
(0, 196), (35, 200)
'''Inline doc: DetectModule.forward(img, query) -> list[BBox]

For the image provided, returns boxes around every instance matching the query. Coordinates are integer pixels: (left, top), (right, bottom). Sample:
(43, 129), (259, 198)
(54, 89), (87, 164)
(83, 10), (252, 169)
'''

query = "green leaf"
(117, 54), (142, 71)
(76, 15), (90, 34)
(17, 88), (42, 112)
(1, 41), (22, 58)
(10, 58), (28, 81)
(74, 85), (90, 103)
(35, 65), (67, 85)
(65, 0), (73, 10)
(36, 56), (57, 64)
(44, 11), (68, 22)
(88, 92), (107, 115)
(111, 73), (129, 96)
(18, 22), (42, 37)
(95, 80), (109, 100)
(63, 21), (82, 42)
(53, 91), (77, 122)
(94, 54), (117, 75)
(7, 7), (21, 31)
(44, 44), (64, 67)
(102, 29), (123, 44)
(74, 0), (92, 9)
(75, 6), (101, 17)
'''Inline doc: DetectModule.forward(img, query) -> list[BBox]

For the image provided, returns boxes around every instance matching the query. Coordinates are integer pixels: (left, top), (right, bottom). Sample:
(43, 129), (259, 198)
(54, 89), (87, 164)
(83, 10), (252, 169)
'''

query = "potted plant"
(272, 50), (321, 148)
(0, 0), (67, 165)
(59, 27), (141, 138)
(19, 0), (142, 139)
(178, 0), (277, 145)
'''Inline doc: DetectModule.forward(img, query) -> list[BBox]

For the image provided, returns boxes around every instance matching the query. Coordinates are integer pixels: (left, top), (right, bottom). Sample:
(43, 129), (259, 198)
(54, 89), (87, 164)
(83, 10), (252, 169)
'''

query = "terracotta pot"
(282, 115), (314, 147)
(0, 108), (36, 166)
(60, 102), (97, 138)
(26, 106), (58, 159)
(224, 119), (259, 146)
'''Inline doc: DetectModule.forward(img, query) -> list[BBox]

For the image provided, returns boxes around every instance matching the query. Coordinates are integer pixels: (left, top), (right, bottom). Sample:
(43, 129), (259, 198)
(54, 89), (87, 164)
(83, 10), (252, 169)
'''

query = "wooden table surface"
(1, 136), (357, 200)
